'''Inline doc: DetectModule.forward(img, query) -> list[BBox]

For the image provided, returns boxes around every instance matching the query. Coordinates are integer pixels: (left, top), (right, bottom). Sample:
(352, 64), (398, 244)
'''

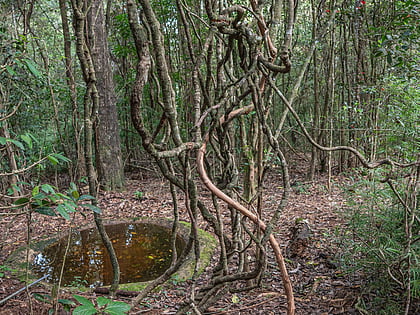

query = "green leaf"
(33, 293), (52, 303)
(13, 197), (30, 206)
(104, 301), (131, 315)
(41, 184), (55, 194)
(69, 182), (78, 191)
(63, 202), (76, 213)
(34, 207), (57, 216)
(0, 137), (6, 145)
(56, 193), (72, 201)
(96, 296), (110, 308)
(26, 133), (39, 145)
(73, 295), (95, 307)
(23, 58), (42, 78)
(56, 204), (70, 220)
(7, 139), (24, 150)
(78, 195), (96, 201)
(71, 190), (80, 200)
(72, 305), (97, 315)
(58, 299), (76, 306)
(81, 204), (102, 214)
(47, 155), (59, 165)
(5, 65), (16, 76)
(20, 134), (33, 149)
(32, 186), (40, 197)
(50, 153), (71, 163)
(47, 194), (60, 204)
(32, 192), (47, 200)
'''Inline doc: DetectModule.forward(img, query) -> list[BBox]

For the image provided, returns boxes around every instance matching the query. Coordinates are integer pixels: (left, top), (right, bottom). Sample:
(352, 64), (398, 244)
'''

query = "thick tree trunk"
(89, 0), (124, 190)
(71, 0), (121, 293)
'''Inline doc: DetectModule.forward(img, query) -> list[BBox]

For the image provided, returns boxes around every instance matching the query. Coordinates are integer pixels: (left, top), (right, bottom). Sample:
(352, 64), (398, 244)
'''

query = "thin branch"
(0, 101), (23, 122)
(0, 156), (49, 176)
(267, 79), (418, 170)
(0, 275), (48, 306)
(385, 178), (420, 224)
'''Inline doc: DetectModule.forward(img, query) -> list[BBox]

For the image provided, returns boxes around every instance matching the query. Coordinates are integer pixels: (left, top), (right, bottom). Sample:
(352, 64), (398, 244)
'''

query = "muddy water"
(32, 222), (185, 287)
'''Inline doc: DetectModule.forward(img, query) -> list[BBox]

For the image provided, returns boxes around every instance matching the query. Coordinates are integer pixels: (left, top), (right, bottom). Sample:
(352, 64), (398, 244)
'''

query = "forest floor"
(0, 158), (364, 315)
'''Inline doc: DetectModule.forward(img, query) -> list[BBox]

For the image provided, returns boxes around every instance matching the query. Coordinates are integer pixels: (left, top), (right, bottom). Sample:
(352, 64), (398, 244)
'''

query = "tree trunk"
(0, 120), (19, 197)
(89, 0), (124, 190)
(58, 0), (85, 182)
(309, 0), (320, 181)
(71, 0), (120, 293)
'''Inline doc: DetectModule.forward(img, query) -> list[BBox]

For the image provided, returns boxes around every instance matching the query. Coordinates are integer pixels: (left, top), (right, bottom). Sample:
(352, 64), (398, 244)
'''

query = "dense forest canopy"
(0, 0), (418, 314)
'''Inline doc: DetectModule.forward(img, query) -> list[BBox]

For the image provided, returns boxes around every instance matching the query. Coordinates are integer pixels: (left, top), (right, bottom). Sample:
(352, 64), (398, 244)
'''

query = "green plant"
(33, 293), (75, 314)
(133, 190), (144, 200)
(376, 75), (420, 160)
(72, 295), (131, 315)
(65, 276), (88, 288)
(12, 182), (101, 220)
(0, 265), (15, 278)
(340, 170), (419, 314)
(291, 181), (308, 194)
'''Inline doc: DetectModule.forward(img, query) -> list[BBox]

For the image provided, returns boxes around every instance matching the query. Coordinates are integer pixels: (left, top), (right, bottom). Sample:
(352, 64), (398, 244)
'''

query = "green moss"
(118, 282), (149, 291)
(172, 221), (217, 281)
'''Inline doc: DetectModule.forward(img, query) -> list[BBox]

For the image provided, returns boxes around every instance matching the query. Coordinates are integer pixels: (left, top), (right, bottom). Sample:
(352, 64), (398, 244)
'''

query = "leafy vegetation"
(341, 168), (419, 314)
(11, 182), (101, 220)
(72, 295), (131, 315)
(33, 293), (76, 314)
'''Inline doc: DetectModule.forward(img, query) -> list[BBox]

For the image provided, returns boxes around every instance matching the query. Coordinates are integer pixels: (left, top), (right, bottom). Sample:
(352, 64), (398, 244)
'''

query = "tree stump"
(286, 218), (312, 259)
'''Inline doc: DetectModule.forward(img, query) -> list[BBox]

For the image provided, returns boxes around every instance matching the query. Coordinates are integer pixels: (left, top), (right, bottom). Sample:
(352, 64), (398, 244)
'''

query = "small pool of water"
(32, 222), (185, 287)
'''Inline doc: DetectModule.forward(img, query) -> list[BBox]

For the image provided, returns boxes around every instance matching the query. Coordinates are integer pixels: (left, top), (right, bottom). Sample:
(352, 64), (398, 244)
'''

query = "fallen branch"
(0, 275), (48, 306)
(206, 293), (285, 314)
(94, 287), (140, 297)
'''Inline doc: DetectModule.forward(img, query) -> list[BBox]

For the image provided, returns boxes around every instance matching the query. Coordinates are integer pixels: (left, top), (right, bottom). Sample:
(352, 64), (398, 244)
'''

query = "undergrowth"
(339, 168), (419, 315)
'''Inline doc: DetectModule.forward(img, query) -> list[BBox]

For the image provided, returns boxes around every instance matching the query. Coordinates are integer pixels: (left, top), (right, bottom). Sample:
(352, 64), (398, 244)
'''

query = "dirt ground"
(0, 160), (363, 315)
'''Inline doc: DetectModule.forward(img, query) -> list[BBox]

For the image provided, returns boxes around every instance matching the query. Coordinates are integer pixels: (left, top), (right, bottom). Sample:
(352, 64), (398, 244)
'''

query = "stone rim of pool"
(6, 217), (217, 291)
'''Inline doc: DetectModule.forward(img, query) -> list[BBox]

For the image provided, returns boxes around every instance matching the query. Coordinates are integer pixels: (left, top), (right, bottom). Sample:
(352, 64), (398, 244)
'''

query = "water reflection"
(32, 223), (185, 287)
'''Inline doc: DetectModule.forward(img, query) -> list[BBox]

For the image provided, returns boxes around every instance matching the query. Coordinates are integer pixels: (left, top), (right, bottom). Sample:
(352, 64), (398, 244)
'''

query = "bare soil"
(0, 160), (362, 315)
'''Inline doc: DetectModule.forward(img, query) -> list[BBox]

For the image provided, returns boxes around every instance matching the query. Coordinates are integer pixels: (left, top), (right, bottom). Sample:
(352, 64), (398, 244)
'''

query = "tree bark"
(89, 0), (124, 190)
(59, 0), (84, 182)
(71, 0), (120, 293)
(0, 120), (19, 197)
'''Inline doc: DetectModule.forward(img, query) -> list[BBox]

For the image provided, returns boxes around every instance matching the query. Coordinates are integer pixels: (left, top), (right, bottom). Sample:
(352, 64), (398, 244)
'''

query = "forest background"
(0, 0), (419, 314)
